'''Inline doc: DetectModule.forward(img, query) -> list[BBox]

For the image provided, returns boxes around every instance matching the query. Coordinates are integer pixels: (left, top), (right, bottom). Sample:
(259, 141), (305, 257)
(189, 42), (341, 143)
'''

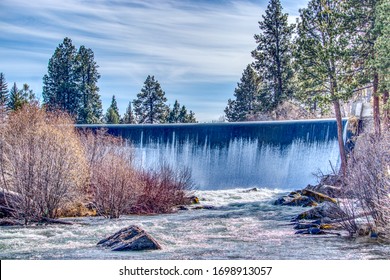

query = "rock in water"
(292, 201), (345, 221)
(97, 225), (162, 251)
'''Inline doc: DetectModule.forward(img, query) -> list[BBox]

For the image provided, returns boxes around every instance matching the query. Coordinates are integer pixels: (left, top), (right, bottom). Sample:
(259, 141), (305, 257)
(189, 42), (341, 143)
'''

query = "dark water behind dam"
(77, 119), (347, 190)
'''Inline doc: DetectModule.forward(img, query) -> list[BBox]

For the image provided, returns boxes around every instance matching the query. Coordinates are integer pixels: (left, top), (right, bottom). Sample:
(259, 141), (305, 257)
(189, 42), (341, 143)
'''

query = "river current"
(1, 188), (388, 260)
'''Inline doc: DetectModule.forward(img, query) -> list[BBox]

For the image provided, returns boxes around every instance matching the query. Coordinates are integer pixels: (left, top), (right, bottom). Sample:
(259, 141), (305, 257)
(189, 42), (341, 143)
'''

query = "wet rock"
(292, 202), (345, 221)
(301, 189), (337, 204)
(97, 225), (162, 251)
(0, 219), (23, 226)
(295, 227), (325, 235)
(293, 222), (320, 230)
(274, 191), (300, 205)
(274, 192), (317, 207)
(193, 205), (215, 210)
(243, 188), (260, 193)
(284, 195), (318, 207)
(304, 184), (342, 198)
(189, 196), (200, 204)
(177, 205), (189, 211)
(274, 196), (293, 205)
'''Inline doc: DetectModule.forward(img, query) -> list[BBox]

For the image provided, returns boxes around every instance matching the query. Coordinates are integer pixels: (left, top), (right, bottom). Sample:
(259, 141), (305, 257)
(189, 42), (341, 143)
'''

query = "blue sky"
(0, 0), (308, 122)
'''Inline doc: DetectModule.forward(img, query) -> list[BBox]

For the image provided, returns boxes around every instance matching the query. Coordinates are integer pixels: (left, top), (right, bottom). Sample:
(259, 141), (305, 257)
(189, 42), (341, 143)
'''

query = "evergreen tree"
(0, 73), (8, 106)
(251, 0), (294, 111)
(76, 46), (103, 124)
(43, 38), (103, 123)
(43, 37), (79, 116)
(224, 65), (262, 122)
(168, 100), (181, 123)
(186, 110), (197, 123)
(294, 0), (356, 175)
(105, 95), (120, 124)
(347, 0), (385, 135)
(133, 75), (168, 124)
(8, 83), (28, 111)
(374, 0), (390, 128)
(20, 83), (37, 105)
(0, 73), (8, 117)
(178, 105), (188, 123)
(122, 101), (136, 124)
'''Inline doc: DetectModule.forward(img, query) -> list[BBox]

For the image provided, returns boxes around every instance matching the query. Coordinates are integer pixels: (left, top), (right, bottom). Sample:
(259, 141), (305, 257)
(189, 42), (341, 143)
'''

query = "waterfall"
(77, 119), (347, 190)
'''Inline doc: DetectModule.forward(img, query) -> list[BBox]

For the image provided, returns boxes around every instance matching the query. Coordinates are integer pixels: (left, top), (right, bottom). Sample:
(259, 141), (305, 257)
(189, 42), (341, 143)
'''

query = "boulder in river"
(274, 192), (317, 207)
(97, 225), (162, 251)
(292, 201), (346, 221)
(0, 219), (23, 226)
(300, 189), (337, 204)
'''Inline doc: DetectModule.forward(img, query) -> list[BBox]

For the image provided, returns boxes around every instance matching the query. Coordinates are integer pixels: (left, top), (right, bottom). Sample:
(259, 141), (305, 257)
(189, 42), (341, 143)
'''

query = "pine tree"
(374, 0), (390, 128)
(105, 95), (120, 124)
(122, 102), (136, 124)
(186, 110), (197, 123)
(178, 105), (188, 123)
(43, 37), (79, 116)
(251, 0), (294, 111)
(20, 84), (37, 105)
(133, 75), (168, 124)
(0, 73), (8, 106)
(224, 65), (262, 122)
(8, 82), (28, 111)
(76, 46), (103, 124)
(0, 73), (8, 117)
(168, 100), (181, 123)
(347, 0), (385, 135)
(294, 0), (356, 175)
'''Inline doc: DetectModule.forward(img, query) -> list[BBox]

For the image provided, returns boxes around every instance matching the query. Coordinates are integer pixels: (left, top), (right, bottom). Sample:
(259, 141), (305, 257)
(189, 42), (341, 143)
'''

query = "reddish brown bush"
(131, 165), (193, 214)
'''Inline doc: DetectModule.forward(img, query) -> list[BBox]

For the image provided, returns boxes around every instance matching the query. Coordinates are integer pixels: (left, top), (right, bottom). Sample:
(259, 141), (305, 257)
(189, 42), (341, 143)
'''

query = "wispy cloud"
(0, 0), (305, 121)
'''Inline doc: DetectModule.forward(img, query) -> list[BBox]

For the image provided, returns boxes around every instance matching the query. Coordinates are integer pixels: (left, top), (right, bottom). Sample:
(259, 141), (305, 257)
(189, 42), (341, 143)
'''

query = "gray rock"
(304, 184), (342, 198)
(295, 227), (325, 235)
(292, 201), (346, 221)
(0, 219), (23, 226)
(97, 225), (162, 251)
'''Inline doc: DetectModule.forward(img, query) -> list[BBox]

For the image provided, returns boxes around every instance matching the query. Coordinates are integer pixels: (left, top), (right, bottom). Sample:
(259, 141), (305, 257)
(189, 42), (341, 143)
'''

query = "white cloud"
(0, 0), (305, 121)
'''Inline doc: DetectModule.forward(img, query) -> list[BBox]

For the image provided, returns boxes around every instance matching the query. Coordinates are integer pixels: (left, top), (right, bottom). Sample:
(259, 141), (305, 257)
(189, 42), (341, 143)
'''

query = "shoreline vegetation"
(0, 105), (195, 225)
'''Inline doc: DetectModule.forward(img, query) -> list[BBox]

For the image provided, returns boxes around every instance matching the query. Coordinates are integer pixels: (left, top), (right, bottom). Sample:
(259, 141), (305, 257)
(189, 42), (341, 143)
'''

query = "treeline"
(225, 0), (389, 174)
(0, 38), (196, 124)
(105, 75), (196, 124)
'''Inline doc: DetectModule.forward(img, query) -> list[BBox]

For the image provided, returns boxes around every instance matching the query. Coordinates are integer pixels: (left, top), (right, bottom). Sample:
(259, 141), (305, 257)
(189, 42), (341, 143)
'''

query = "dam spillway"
(77, 119), (346, 190)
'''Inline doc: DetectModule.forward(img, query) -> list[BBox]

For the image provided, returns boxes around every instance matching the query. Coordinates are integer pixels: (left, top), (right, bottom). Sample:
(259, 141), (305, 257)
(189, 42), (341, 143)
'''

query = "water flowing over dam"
(77, 119), (346, 190)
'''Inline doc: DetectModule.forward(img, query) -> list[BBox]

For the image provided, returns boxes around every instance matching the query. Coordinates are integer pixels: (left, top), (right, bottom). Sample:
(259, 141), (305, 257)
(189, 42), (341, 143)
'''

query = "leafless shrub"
(131, 164), (194, 214)
(339, 131), (390, 237)
(0, 105), (88, 223)
(90, 148), (139, 219)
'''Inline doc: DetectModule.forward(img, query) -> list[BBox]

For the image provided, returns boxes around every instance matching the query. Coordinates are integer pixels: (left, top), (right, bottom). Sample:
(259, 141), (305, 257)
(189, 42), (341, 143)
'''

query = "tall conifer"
(225, 65), (261, 122)
(133, 75), (168, 124)
(252, 0), (294, 111)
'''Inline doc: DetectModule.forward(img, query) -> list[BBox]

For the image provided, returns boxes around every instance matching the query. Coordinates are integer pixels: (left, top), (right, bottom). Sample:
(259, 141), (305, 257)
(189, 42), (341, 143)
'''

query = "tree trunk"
(373, 73), (381, 136)
(333, 100), (347, 176)
(383, 90), (389, 130)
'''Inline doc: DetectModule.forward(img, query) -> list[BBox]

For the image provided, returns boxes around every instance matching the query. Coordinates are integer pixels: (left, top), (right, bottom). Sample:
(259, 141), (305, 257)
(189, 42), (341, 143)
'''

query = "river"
(1, 188), (388, 260)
